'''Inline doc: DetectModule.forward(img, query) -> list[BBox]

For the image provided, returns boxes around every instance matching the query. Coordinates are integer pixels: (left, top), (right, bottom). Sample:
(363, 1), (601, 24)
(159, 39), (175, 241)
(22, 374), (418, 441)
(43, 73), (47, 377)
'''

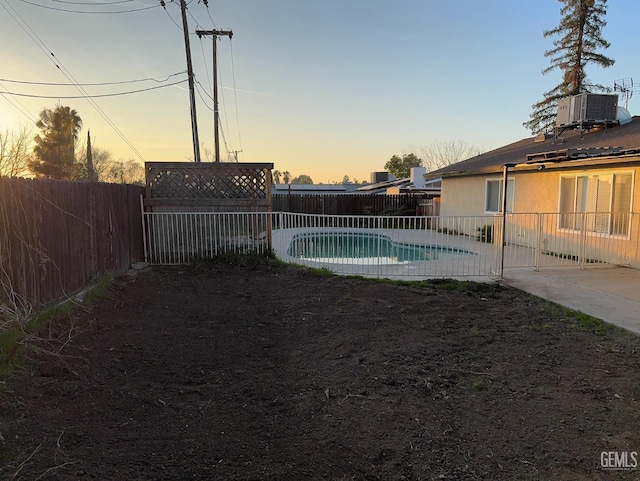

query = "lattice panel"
(146, 162), (272, 200)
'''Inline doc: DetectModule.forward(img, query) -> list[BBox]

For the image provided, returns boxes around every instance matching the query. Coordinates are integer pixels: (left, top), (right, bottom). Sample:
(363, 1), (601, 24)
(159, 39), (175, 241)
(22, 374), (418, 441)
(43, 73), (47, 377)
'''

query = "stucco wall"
(442, 167), (640, 215)
(440, 166), (640, 266)
(440, 176), (492, 217)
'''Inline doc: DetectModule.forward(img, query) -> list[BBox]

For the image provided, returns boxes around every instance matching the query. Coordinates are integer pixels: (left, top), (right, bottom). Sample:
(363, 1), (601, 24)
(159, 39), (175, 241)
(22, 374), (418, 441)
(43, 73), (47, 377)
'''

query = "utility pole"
(230, 150), (242, 162)
(179, 0), (201, 163)
(196, 29), (233, 162)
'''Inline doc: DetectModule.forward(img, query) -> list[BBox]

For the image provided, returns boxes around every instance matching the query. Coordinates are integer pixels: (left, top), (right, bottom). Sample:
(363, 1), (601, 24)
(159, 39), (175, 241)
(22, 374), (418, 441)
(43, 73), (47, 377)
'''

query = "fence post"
(629, 212), (640, 267)
(499, 164), (513, 279)
(140, 194), (148, 263)
(579, 212), (587, 269)
(535, 213), (542, 270)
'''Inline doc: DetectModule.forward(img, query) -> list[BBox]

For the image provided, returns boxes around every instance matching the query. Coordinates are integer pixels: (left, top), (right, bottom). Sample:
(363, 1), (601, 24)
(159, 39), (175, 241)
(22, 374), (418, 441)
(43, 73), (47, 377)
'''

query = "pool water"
(286, 232), (471, 263)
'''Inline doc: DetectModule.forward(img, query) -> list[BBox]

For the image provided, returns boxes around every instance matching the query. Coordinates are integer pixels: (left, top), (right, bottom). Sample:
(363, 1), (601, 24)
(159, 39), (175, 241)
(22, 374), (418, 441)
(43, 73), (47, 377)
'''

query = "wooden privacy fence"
(0, 178), (145, 309)
(271, 193), (438, 215)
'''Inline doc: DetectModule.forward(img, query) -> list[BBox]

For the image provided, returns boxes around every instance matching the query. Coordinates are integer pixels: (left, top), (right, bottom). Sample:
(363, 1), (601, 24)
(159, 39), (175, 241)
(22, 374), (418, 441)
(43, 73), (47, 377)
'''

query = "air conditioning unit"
(370, 172), (389, 183)
(556, 93), (618, 126)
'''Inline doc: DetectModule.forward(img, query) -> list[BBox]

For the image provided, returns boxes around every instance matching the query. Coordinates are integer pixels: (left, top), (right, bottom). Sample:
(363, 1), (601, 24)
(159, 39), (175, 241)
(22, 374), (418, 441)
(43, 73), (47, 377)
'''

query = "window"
(485, 178), (514, 213)
(559, 172), (633, 235)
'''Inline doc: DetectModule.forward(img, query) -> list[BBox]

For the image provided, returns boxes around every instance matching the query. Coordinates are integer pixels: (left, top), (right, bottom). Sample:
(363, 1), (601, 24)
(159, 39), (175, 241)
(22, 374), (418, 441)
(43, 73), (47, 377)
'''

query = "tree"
(282, 171), (291, 184)
(30, 105), (83, 179)
(407, 140), (485, 172)
(74, 142), (144, 185)
(101, 159), (145, 185)
(0, 125), (32, 178)
(384, 153), (422, 179)
(524, 0), (614, 135)
(291, 174), (313, 184)
(92, 148), (113, 181)
(272, 170), (281, 183)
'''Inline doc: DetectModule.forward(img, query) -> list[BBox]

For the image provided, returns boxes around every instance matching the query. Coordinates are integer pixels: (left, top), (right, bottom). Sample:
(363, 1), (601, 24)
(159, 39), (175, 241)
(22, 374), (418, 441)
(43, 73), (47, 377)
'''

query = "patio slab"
(502, 266), (640, 335)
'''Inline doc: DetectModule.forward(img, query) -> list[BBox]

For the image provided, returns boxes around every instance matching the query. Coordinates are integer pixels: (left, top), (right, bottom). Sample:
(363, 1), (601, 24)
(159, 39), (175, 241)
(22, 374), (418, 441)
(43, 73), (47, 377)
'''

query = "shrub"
(476, 225), (493, 243)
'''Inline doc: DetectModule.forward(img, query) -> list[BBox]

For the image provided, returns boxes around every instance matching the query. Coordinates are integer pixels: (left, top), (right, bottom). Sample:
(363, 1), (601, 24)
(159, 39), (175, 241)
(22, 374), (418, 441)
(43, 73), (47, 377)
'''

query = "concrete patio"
(503, 265), (640, 335)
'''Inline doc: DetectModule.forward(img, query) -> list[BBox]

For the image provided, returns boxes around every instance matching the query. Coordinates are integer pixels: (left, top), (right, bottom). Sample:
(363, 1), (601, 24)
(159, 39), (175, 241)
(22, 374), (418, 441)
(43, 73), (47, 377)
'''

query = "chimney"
(410, 167), (426, 188)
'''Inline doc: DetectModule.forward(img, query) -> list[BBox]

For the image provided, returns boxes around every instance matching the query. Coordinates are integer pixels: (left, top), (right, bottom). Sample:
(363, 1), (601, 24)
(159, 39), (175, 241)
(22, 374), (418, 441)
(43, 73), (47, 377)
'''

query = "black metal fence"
(271, 193), (438, 216)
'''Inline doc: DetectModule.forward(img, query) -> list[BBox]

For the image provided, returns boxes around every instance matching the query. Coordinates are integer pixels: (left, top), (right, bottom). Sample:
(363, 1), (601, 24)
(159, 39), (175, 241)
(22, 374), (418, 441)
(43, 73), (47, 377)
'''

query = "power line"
(0, 79), (188, 98)
(161, 2), (182, 30)
(0, 81), (37, 122)
(229, 38), (244, 160)
(187, 6), (205, 31)
(50, 0), (134, 4)
(194, 79), (213, 102)
(197, 36), (213, 94)
(194, 81), (214, 111)
(217, 52), (234, 156)
(218, 117), (230, 160)
(0, 71), (187, 87)
(204, 1), (217, 29)
(2, 0), (146, 161)
(19, 0), (160, 14)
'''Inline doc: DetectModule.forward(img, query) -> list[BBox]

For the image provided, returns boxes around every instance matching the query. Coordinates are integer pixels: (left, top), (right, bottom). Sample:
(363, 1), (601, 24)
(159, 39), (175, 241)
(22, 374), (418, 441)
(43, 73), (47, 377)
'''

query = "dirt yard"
(2, 263), (640, 480)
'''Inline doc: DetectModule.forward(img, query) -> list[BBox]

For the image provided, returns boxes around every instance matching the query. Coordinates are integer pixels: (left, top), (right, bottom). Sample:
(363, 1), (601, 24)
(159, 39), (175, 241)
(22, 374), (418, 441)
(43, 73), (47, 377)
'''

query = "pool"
(286, 232), (472, 264)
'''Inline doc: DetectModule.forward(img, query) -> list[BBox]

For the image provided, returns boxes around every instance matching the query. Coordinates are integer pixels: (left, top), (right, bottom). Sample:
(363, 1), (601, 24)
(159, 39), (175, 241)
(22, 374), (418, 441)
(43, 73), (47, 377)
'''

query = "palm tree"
(31, 105), (83, 179)
(283, 171), (291, 184)
(272, 170), (281, 184)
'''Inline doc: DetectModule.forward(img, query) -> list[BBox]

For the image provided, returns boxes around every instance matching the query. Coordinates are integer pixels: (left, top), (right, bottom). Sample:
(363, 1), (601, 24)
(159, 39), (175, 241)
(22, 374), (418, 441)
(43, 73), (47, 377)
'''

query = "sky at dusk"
(2, 0), (640, 183)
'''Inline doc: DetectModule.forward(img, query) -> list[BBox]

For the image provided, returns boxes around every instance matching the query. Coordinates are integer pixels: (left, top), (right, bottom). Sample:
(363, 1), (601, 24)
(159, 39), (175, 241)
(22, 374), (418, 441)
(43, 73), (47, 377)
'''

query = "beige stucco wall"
(440, 166), (640, 266)
(440, 176), (492, 217)
(442, 167), (640, 214)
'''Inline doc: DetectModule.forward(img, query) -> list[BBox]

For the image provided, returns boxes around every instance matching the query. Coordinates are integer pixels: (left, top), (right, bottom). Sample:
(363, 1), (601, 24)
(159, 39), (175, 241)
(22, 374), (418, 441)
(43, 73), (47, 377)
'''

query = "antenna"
(614, 77), (634, 110)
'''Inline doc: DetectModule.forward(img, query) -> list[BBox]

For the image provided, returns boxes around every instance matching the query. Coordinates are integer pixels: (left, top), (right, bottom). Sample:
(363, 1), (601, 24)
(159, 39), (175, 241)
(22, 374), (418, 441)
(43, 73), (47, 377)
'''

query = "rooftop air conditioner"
(370, 172), (389, 183)
(556, 93), (618, 126)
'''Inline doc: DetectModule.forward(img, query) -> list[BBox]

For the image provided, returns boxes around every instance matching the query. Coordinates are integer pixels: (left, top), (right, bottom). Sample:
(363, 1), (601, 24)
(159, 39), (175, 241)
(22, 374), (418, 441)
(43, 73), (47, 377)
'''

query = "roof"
(356, 177), (411, 192)
(356, 176), (442, 192)
(272, 183), (360, 194)
(427, 116), (640, 178)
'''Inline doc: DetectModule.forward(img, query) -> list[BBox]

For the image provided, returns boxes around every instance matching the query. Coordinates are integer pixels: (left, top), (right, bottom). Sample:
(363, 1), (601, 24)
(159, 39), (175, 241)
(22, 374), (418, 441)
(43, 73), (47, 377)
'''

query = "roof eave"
(439, 153), (640, 178)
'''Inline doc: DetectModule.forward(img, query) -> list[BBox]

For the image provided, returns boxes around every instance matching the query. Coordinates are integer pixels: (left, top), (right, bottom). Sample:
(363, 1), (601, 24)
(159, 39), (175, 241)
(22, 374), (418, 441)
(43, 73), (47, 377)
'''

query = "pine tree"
(524, 0), (614, 135)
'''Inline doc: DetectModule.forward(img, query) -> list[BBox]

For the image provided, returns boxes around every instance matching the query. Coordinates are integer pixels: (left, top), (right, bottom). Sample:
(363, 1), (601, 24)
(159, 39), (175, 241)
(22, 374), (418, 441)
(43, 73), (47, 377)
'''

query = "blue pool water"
(286, 232), (472, 263)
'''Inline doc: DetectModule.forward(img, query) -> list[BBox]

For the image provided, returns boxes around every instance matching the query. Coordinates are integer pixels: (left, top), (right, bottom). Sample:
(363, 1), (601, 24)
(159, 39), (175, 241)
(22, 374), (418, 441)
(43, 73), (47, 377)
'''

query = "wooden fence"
(271, 193), (439, 216)
(145, 161), (273, 212)
(0, 178), (145, 309)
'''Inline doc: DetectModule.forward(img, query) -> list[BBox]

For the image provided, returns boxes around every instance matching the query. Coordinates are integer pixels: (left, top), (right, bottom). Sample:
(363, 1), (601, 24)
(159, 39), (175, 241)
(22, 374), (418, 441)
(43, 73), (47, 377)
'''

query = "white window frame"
(558, 170), (634, 238)
(484, 178), (514, 214)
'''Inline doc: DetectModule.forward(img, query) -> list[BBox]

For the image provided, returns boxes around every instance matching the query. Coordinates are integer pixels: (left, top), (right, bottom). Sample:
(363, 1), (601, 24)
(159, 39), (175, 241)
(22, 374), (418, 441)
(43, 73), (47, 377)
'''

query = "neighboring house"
(426, 113), (640, 267)
(271, 183), (361, 195)
(357, 168), (441, 196)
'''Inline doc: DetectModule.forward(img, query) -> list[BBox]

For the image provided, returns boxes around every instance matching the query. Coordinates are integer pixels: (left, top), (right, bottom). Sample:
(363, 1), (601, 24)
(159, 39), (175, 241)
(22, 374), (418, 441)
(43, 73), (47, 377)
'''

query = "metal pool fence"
(501, 212), (640, 270)
(142, 211), (640, 278)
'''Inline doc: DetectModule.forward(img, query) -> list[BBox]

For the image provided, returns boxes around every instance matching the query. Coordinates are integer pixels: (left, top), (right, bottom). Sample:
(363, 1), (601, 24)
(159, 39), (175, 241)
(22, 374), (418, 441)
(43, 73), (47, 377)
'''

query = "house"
(426, 109), (640, 267)
(357, 168), (441, 196)
(271, 183), (361, 195)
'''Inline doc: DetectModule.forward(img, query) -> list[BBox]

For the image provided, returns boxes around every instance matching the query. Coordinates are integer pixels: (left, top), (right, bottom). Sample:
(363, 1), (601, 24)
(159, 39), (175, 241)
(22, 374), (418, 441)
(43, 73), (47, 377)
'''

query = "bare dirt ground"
(2, 263), (640, 481)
